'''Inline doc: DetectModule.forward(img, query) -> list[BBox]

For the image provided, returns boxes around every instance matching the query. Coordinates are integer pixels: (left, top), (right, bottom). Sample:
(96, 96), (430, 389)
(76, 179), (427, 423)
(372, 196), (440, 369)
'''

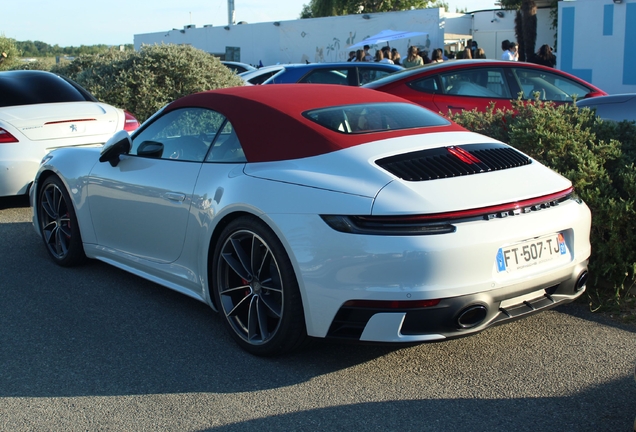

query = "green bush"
(50, 44), (244, 122)
(0, 36), (21, 71)
(450, 99), (636, 302)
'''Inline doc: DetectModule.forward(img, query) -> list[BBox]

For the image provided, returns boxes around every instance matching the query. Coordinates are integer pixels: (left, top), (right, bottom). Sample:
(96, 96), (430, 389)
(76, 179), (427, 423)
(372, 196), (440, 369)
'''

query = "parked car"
(364, 59), (607, 115)
(221, 61), (256, 74)
(576, 93), (636, 122)
(0, 70), (139, 197)
(239, 65), (285, 85)
(241, 62), (402, 86)
(31, 84), (591, 356)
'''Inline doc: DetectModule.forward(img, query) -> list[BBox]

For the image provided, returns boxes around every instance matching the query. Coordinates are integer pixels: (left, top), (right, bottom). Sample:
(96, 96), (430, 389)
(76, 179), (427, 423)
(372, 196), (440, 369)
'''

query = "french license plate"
(496, 233), (568, 273)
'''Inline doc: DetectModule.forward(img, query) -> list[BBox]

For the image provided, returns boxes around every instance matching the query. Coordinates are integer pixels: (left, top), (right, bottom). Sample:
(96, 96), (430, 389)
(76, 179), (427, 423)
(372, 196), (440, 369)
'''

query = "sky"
(2, 0), (498, 47)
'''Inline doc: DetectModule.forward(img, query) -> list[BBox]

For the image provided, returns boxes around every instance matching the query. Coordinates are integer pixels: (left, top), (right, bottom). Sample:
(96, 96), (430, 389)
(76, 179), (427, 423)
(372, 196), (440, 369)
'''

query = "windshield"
(0, 71), (94, 107)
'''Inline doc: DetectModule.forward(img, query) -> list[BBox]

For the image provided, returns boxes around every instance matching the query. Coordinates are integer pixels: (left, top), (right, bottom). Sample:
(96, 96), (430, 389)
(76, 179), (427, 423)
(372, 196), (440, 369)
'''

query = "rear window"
(303, 102), (450, 134)
(0, 71), (94, 107)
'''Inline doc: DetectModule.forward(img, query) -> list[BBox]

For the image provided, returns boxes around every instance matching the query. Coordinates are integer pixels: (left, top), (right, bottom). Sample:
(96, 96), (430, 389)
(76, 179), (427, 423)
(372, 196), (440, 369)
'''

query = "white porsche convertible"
(31, 85), (591, 356)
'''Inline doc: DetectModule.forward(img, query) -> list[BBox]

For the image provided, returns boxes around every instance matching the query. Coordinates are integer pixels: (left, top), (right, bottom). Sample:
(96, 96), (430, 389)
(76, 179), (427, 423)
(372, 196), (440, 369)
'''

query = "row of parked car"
(228, 58), (635, 121)
(2, 59), (633, 199)
(0, 56), (632, 357)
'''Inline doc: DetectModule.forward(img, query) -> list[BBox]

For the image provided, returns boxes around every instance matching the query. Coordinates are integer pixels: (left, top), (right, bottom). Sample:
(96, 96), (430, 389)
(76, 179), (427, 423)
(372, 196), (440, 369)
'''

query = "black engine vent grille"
(376, 143), (532, 181)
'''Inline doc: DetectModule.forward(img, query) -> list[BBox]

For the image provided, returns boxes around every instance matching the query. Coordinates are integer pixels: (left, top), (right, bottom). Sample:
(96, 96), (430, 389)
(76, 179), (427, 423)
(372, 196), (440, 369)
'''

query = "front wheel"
(212, 216), (307, 356)
(38, 176), (86, 267)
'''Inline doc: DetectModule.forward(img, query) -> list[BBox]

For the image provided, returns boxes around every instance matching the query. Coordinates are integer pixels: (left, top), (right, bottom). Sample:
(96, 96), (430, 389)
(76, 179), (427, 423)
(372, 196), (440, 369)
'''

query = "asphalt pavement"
(1, 196), (635, 431)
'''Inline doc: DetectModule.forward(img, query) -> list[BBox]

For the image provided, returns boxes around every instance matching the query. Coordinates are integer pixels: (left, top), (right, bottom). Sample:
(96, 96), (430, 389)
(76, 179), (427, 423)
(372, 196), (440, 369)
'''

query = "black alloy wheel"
(38, 176), (86, 266)
(213, 216), (307, 356)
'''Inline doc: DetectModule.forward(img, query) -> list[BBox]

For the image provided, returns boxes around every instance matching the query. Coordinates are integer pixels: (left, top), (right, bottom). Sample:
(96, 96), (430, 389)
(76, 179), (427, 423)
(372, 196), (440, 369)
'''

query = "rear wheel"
(38, 176), (86, 267)
(212, 216), (307, 356)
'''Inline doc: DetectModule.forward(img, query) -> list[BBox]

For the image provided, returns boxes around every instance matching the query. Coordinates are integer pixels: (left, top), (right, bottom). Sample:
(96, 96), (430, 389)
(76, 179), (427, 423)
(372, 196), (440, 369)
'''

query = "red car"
(364, 59), (607, 115)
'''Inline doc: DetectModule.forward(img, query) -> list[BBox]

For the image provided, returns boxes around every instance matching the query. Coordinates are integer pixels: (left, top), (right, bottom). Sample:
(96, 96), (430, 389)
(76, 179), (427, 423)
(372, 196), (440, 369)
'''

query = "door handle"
(165, 192), (186, 202)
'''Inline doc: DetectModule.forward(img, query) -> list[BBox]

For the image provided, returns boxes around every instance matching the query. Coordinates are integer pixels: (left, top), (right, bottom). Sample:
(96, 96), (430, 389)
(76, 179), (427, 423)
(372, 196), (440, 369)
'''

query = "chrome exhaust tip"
(575, 270), (589, 292)
(457, 305), (488, 329)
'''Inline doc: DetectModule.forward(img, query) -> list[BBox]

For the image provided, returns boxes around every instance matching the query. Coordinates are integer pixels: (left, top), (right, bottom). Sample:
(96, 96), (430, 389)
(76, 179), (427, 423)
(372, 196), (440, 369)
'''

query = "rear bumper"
(327, 260), (588, 342)
(0, 160), (38, 197)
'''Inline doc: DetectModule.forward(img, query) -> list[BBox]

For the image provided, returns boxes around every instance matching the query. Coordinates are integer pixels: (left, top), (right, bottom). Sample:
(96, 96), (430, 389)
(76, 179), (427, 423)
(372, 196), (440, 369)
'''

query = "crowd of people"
(346, 44), (453, 68)
(345, 39), (556, 69)
(500, 39), (557, 67)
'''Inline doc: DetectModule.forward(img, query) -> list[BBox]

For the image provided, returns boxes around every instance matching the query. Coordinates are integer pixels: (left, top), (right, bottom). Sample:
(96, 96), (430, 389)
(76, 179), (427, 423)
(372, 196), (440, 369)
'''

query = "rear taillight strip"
(44, 119), (96, 125)
(321, 187), (574, 236)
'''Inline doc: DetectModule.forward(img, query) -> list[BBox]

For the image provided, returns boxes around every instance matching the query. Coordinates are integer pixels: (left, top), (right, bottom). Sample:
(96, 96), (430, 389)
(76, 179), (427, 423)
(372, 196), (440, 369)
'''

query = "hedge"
(50, 44), (244, 122)
(450, 99), (636, 301)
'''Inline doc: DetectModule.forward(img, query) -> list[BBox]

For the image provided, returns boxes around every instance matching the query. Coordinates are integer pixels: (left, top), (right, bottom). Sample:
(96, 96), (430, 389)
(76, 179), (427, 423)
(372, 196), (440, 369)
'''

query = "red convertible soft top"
(166, 84), (465, 162)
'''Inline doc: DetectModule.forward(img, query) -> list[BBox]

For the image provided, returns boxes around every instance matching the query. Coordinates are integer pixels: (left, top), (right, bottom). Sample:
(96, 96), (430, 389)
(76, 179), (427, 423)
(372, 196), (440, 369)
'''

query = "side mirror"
(99, 130), (132, 167)
(137, 141), (164, 158)
(583, 91), (606, 100)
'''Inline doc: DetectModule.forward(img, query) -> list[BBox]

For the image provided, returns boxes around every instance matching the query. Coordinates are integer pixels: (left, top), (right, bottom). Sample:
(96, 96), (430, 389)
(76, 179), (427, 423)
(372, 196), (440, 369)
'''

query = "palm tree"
(510, 0), (537, 62)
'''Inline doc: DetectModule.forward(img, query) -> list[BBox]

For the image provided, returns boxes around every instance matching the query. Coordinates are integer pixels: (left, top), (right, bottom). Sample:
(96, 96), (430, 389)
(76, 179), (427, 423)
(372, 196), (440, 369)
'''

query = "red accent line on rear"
(343, 299), (441, 309)
(366, 187), (574, 222)
(44, 119), (96, 125)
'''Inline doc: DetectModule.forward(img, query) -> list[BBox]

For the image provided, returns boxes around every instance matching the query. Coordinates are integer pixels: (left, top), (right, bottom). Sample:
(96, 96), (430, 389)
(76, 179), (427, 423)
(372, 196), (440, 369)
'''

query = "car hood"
(244, 131), (572, 215)
(0, 102), (122, 141)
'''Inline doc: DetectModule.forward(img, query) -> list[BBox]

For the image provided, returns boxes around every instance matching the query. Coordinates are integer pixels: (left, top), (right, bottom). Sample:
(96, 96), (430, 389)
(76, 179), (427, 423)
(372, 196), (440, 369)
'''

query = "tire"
(212, 216), (307, 356)
(38, 176), (86, 267)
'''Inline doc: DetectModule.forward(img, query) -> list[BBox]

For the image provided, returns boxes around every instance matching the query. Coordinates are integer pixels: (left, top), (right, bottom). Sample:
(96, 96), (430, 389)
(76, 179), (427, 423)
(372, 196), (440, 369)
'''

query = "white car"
(31, 85), (591, 356)
(0, 70), (139, 197)
(239, 65), (285, 85)
(220, 61), (257, 74)
(576, 93), (636, 122)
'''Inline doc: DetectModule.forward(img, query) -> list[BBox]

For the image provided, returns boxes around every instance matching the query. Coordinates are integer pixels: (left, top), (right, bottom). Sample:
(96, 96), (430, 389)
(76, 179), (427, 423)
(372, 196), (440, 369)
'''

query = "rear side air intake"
(376, 143), (532, 181)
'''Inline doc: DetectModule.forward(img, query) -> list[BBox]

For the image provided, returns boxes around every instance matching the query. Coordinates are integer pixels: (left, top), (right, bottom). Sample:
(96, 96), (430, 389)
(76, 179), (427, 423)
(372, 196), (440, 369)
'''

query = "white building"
(134, 9), (471, 66)
(557, 0), (636, 95)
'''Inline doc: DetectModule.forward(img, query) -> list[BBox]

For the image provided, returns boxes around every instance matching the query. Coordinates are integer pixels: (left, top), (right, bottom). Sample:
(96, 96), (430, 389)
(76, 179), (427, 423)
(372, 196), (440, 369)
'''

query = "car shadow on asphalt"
(194, 378), (636, 432)
(0, 195), (30, 210)
(0, 219), (405, 399)
(1, 217), (634, 404)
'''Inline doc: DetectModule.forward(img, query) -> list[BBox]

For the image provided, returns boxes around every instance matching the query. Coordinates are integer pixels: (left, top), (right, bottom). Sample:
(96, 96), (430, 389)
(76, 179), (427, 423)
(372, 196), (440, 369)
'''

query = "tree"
(300, 0), (448, 18)
(0, 35), (20, 70)
(52, 44), (244, 122)
(501, 0), (537, 62)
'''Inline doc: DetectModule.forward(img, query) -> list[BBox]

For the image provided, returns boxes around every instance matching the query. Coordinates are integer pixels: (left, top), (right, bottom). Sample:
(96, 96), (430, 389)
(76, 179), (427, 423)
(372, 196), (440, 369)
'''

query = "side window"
(358, 68), (393, 85)
(206, 121), (247, 163)
(410, 77), (440, 93)
(513, 68), (591, 101)
(299, 69), (349, 85)
(441, 68), (510, 98)
(131, 108), (225, 162)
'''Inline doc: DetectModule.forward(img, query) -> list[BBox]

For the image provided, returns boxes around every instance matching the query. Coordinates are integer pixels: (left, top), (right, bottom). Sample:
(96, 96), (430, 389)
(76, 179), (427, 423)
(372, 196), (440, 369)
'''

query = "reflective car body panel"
(241, 62), (402, 86)
(364, 59), (607, 115)
(0, 70), (136, 197)
(31, 85), (591, 348)
(576, 93), (636, 122)
(221, 61), (256, 74)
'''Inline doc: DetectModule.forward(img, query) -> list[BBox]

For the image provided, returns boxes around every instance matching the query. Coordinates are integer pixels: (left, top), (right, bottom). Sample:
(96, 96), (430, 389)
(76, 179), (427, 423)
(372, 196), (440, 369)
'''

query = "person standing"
(402, 46), (424, 68)
(530, 44), (556, 67)
(501, 40), (510, 60)
(502, 41), (519, 61)
(391, 48), (401, 65)
(375, 49), (394, 64)
(363, 45), (373, 62)
(430, 48), (444, 63)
